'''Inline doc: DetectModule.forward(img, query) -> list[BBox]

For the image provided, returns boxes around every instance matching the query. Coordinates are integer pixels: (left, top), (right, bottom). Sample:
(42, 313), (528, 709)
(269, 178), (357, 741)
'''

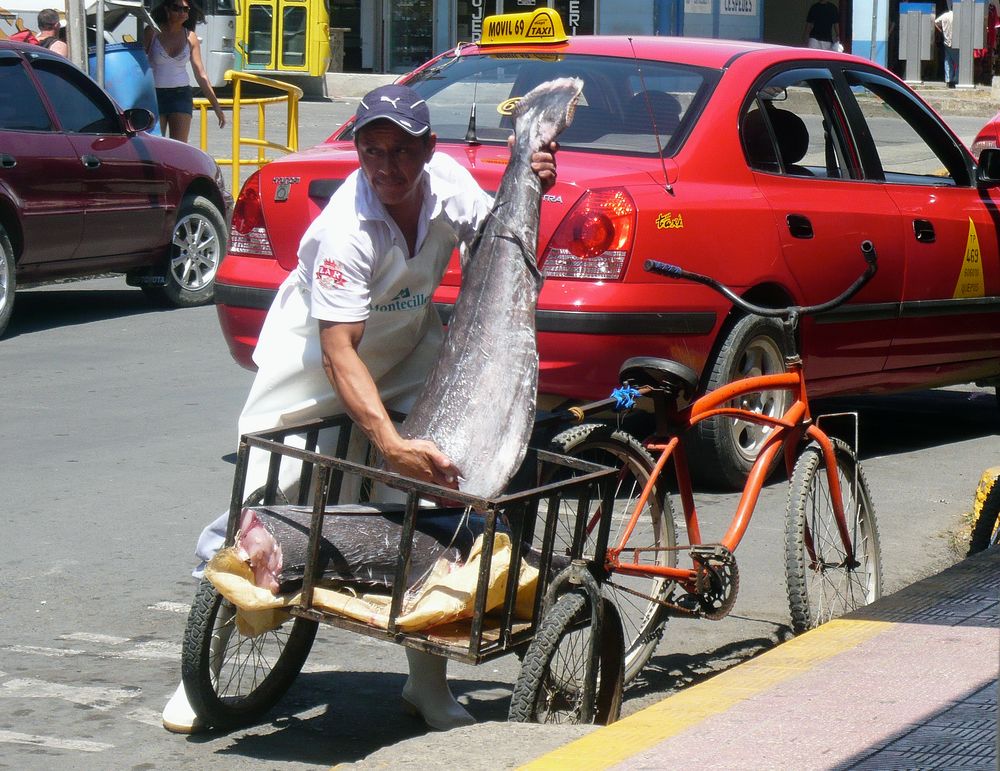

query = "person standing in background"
(35, 9), (68, 57)
(144, 0), (225, 142)
(804, 0), (841, 50)
(935, 8), (958, 87)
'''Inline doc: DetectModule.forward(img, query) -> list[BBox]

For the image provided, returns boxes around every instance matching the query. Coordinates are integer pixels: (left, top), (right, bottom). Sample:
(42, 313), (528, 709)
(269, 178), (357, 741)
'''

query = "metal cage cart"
(181, 414), (626, 730)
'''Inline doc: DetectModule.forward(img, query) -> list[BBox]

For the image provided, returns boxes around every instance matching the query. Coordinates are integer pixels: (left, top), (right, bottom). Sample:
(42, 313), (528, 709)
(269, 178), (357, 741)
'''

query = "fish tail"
(513, 77), (583, 153)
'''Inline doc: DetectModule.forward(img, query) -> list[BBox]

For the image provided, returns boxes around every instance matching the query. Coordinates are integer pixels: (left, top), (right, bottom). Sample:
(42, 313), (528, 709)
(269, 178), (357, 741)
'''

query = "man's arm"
(318, 319), (460, 488)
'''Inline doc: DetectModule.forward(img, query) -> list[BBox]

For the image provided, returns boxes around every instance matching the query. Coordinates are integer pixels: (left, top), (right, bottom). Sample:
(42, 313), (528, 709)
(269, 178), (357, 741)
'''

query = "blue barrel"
(88, 42), (161, 135)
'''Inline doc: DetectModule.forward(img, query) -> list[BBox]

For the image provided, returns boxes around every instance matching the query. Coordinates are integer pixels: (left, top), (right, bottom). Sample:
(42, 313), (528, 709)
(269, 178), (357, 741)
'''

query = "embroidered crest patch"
(315, 258), (348, 290)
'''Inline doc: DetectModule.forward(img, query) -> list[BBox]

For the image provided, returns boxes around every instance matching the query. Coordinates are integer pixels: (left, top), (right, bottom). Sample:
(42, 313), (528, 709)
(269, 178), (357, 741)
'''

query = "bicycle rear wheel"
(785, 437), (882, 633)
(181, 579), (318, 729)
(547, 423), (677, 683)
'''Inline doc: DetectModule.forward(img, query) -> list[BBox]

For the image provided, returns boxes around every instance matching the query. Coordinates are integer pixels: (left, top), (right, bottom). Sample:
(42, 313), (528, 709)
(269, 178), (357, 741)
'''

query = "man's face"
(355, 122), (436, 209)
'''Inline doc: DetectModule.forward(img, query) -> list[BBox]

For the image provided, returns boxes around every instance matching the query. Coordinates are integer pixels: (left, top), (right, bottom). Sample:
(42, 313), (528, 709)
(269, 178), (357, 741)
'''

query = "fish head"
(513, 77), (584, 152)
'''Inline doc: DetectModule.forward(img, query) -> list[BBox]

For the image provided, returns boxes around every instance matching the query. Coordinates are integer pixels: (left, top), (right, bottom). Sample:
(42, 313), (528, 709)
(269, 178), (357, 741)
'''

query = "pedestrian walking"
(144, 0), (225, 142)
(805, 0), (842, 50)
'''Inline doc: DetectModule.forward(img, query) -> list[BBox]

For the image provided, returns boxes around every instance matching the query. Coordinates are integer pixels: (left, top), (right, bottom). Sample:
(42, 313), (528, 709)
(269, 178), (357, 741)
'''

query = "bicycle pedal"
(689, 543), (732, 560)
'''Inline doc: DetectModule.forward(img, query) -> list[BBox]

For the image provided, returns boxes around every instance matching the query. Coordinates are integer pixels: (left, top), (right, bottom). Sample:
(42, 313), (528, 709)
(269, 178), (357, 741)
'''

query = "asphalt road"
(0, 277), (996, 769)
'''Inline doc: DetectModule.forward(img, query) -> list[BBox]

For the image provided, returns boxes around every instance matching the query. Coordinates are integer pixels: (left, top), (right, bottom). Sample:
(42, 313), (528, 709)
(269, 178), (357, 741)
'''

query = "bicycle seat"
(618, 357), (699, 398)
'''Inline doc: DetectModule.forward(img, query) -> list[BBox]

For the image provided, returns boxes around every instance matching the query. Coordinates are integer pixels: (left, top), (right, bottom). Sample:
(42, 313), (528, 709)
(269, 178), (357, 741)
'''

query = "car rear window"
(0, 57), (51, 131)
(351, 53), (717, 157)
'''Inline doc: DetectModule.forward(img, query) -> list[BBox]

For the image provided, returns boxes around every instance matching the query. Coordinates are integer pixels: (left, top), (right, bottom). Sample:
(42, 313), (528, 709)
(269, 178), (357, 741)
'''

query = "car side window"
(843, 70), (971, 186)
(29, 57), (121, 135)
(742, 72), (853, 180)
(0, 57), (52, 131)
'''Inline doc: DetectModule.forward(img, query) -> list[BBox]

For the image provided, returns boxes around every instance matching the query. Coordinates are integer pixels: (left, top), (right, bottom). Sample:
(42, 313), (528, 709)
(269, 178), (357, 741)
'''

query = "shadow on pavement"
(180, 669), (515, 766)
(6, 284), (173, 337)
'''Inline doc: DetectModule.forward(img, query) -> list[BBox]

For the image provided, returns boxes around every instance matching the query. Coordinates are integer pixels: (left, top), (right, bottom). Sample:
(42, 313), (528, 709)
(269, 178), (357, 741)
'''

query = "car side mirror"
(123, 108), (155, 134)
(975, 147), (1000, 187)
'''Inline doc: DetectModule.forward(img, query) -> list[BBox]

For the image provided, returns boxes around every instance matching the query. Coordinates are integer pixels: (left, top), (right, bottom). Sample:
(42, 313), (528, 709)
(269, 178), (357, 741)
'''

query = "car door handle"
(81, 155), (101, 169)
(786, 213), (813, 239)
(913, 219), (935, 243)
(0, 154), (15, 169)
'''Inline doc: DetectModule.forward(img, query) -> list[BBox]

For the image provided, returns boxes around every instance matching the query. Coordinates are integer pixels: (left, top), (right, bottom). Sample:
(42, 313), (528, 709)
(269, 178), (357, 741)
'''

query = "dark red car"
(215, 13), (1000, 487)
(0, 40), (231, 336)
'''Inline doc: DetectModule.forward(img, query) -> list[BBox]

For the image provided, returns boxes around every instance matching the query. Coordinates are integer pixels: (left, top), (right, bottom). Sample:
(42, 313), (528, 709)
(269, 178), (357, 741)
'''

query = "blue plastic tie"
(610, 384), (641, 411)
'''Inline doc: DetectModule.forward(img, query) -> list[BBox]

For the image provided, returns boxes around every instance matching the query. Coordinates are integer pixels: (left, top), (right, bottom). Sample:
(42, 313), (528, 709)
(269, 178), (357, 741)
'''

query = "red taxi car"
(216, 10), (1000, 488)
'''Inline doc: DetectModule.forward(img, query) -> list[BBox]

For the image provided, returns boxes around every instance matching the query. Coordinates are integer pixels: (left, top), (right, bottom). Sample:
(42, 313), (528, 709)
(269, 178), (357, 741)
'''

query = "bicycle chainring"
(692, 546), (740, 620)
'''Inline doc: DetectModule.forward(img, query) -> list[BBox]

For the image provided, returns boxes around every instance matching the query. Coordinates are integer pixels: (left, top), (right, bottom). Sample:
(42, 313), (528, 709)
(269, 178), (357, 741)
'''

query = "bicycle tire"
(181, 579), (318, 730)
(508, 590), (623, 725)
(968, 473), (1000, 554)
(547, 423), (677, 683)
(785, 438), (882, 634)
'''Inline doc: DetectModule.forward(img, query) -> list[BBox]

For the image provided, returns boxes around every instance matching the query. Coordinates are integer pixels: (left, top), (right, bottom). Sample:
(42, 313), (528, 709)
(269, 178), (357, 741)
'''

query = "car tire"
(0, 225), (15, 338)
(147, 195), (226, 308)
(687, 314), (790, 490)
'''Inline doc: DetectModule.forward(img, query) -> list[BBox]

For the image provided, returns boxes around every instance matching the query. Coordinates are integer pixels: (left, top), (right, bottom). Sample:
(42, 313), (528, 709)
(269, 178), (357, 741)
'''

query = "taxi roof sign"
(479, 9), (568, 46)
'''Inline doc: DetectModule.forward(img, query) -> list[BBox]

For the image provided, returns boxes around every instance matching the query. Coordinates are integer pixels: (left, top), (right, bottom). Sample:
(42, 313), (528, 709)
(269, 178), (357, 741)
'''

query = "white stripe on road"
(2, 645), (85, 658)
(60, 632), (128, 645)
(120, 641), (180, 660)
(123, 706), (165, 728)
(0, 730), (112, 753)
(148, 601), (191, 614)
(1, 678), (140, 710)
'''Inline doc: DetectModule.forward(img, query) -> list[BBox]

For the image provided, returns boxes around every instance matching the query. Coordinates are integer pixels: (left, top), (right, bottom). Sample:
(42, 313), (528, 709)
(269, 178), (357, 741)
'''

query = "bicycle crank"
(690, 544), (739, 620)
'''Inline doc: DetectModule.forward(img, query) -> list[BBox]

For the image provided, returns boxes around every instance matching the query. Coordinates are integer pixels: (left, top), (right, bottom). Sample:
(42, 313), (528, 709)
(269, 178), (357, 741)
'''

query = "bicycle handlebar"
(644, 240), (878, 319)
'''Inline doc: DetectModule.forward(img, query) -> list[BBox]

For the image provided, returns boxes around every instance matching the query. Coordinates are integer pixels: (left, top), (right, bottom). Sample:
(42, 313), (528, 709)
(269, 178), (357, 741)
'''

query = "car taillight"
(229, 172), (274, 257)
(540, 188), (636, 280)
(970, 136), (998, 160)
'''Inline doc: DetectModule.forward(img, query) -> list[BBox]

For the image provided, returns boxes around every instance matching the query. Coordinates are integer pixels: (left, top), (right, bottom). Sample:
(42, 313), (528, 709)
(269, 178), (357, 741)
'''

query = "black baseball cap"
(354, 85), (430, 137)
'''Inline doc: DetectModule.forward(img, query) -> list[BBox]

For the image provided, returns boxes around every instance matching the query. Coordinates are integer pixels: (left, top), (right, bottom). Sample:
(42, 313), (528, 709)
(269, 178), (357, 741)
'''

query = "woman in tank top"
(144, 0), (225, 142)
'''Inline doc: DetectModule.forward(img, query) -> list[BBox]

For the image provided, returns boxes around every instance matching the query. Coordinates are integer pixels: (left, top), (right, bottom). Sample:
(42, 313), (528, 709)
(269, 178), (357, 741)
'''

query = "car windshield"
(354, 52), (717, 157)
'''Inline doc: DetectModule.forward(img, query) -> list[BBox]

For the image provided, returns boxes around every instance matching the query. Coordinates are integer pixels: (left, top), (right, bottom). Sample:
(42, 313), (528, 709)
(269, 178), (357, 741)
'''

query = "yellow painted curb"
(520, 618), (893, 771)
(973, 467), (1000, 518)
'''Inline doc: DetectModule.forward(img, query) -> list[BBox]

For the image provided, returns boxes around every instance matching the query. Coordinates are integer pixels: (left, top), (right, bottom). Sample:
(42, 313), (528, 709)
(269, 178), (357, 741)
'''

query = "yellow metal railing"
(195, 70), (303, 193)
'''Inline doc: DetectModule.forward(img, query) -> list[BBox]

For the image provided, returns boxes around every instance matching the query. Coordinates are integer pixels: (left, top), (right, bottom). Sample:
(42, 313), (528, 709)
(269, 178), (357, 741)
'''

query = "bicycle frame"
(605, 358), (858, 591)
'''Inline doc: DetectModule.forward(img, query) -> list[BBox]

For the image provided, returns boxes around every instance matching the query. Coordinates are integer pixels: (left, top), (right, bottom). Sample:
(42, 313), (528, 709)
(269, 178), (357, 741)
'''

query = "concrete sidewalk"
(523, 547), (999, 770)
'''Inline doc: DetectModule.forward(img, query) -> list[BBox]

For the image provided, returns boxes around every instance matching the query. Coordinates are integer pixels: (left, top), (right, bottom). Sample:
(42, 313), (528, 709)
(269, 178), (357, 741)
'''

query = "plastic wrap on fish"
(237, 504), (499, 595)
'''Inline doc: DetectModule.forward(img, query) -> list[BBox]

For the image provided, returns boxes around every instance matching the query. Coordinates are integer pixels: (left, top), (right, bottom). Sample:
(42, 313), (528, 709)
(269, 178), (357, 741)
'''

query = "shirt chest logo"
(372, 286), (428, 313)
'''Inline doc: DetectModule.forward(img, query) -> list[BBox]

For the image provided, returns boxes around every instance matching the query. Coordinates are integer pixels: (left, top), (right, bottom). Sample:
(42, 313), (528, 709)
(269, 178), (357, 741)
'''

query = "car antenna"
(629, 36), (673, 195)
(465, 71), (481, 146)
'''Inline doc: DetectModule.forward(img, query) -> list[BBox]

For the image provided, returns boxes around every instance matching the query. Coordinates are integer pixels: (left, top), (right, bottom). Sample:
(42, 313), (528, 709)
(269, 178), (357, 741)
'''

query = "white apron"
(194, 220), (456, 573)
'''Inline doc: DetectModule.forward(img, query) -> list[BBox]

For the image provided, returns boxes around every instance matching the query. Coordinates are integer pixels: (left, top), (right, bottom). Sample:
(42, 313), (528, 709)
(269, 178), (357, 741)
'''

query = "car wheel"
(687, 314), (790, 490)
(149, 195), (226, 307)
(0, 225), (15, 338)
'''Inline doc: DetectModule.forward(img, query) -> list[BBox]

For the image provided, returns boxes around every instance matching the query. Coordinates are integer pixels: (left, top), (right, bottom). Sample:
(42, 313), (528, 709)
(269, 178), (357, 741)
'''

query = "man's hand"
(509, 136), (559, 193)
(383, 437), (462, 489)
(532, 140), (559, 193)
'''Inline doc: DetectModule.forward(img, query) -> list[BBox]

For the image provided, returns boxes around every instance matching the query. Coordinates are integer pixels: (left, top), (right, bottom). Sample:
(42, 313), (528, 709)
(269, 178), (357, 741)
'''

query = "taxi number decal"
(952, 218), (985, 298)
(497, 97), (521, 116)
(656, 212), (684, 230)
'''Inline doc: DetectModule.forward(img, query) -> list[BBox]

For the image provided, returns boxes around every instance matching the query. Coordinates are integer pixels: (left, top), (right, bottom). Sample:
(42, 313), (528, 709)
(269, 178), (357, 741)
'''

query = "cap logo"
(379, 95), (402, 108)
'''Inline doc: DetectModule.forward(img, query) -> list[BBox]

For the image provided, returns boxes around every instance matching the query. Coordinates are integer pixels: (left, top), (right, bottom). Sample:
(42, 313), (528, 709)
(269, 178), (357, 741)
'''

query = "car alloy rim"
(171, 211), (221, 291)
(730, 333), (788, 462)
(0, 253), (8, 312)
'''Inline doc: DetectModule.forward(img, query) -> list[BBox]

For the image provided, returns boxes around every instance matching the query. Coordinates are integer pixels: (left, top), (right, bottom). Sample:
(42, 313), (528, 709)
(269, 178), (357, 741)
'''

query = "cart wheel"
(181, 579), (318, 730)
(509, 590), (623, 725)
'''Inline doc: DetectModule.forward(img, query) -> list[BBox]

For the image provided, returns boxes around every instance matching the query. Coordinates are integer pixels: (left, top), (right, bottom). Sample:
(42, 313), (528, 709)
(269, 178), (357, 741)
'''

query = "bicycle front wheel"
(548, 423), (677, 683)
(509, 590), (623, 725)
(785, 438), (882, 633)
(182, 579), (318, 729)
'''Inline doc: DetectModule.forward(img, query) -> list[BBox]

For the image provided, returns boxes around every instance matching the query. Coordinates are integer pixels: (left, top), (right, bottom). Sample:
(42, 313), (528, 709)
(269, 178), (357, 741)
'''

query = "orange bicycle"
(510, 242), (883, 723)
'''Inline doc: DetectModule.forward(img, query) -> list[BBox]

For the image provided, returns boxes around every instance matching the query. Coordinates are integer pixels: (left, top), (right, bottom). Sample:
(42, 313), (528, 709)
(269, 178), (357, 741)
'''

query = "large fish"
(401, 77), (583, 499)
